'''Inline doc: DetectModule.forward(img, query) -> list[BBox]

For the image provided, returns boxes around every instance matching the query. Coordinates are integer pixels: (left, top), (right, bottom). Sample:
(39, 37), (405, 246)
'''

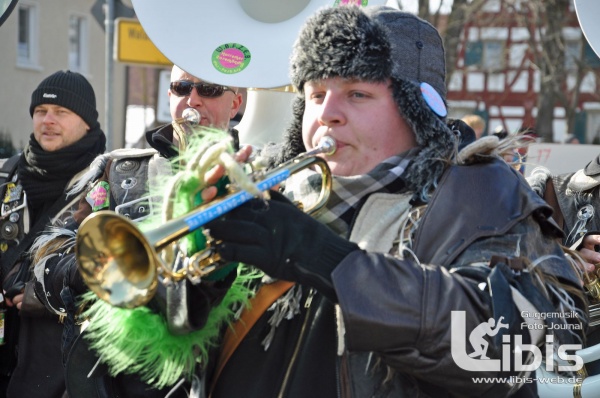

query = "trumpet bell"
(75, 138), (335, 308)
(75, 211), (158, 308)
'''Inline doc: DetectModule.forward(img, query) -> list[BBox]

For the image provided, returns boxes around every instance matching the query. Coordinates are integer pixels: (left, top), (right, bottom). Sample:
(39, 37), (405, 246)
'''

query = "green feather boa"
(80, 267), (258, 389)
(80, 127), (261, 389)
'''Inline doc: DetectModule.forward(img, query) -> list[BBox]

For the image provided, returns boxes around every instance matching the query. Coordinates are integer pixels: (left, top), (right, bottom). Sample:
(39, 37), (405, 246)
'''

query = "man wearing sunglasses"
(145, 65), (243, 158)
(169, 66), (241, 130)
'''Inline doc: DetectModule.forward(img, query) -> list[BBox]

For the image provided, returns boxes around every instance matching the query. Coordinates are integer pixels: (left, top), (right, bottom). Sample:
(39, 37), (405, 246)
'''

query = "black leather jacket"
(212, 159), (584, 398)
(527, 157), (600, 247)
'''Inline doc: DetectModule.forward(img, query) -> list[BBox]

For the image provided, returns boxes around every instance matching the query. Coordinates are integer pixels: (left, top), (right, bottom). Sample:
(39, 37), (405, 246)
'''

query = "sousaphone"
(130, 0), (387, 147)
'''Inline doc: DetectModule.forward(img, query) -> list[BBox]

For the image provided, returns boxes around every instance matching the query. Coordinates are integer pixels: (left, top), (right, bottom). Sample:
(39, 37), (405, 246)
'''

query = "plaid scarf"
(285, 149), (417, 237)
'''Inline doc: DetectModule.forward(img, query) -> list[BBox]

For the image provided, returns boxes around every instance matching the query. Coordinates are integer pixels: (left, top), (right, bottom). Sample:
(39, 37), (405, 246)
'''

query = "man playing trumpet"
(203, 5), (587, 397)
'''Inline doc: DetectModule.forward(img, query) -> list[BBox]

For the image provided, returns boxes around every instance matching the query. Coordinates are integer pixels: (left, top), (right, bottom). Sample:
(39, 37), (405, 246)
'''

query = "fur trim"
(458, 133), (532, 168)
(290, 6), (446, 98)
(271, 95), (306, 166)
(526, 166), (552, 197)
(391, 79), (454, 200)
(568, 169), (600, 192)
(290, 6), (391, 92)
(30, 225), (76, 264)
(68, 153), (111, 196)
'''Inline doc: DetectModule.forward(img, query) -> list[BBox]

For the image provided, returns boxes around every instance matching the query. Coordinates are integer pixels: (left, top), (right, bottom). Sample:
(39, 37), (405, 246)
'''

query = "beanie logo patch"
(212, 43), (251, 75)
(43, 93), (58, 98)
(420, 82), (447, 118)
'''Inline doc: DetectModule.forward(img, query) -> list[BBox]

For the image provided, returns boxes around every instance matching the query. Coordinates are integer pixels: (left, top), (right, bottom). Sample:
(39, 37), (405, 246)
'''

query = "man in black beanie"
(202, 5), (587, 397)
(0, 70), (106, 398)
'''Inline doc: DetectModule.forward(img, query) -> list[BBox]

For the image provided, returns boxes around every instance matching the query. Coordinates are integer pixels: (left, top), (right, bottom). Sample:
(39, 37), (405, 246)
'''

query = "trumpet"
(584, 266), (600, 327)
(75, 137), (336, 308)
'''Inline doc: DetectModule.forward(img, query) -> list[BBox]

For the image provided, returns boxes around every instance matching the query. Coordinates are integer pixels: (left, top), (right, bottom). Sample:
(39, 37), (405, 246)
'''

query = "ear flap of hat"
(274, 95), (306, 165)
(392, 78), (456, 199)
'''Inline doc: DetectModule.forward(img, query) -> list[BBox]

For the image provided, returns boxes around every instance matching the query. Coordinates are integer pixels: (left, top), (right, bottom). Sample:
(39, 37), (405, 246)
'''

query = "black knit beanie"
(29, 70), (99, 129)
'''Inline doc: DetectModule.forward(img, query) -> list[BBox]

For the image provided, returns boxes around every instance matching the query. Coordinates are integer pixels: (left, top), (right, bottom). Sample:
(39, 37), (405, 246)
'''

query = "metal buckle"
(1, 191), (26, 219)
(115, 195), (162, 222)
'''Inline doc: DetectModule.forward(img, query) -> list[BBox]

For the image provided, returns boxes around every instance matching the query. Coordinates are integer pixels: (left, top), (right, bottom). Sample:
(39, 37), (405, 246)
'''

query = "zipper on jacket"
(277, 288), (316, 398)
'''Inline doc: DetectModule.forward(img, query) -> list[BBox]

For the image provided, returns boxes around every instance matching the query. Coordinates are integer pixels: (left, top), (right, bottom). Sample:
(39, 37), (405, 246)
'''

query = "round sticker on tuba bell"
(420, 82), (447, 118)
(212, 43), (251, 75)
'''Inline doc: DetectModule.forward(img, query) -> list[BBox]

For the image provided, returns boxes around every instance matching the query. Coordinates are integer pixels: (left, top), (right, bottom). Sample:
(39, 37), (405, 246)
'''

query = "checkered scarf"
(284, 149), (417, 237)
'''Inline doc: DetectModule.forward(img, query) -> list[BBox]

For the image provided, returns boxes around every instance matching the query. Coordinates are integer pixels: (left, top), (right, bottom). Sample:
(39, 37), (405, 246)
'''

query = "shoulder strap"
(0, 154), (20, 186)
(0, 190), (72, 278)
(208, 280), (295, 397)
(543, 177), (564, 232)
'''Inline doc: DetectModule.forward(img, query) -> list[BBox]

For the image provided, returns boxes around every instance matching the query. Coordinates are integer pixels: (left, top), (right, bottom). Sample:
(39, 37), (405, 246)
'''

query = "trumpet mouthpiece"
(317, 136), (336, 156)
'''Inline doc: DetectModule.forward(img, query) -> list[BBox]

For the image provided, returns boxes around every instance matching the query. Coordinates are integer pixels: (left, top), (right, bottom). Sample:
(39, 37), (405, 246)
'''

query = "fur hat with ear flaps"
(276, 5), (457, 200)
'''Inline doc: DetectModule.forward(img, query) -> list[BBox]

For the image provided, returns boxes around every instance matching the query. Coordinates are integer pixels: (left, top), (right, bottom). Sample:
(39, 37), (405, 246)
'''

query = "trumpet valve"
(585, 275), (600, 301)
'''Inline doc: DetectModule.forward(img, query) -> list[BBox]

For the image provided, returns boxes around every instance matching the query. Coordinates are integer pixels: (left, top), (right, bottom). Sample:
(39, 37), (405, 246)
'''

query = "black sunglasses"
(170, 80), (236, 98)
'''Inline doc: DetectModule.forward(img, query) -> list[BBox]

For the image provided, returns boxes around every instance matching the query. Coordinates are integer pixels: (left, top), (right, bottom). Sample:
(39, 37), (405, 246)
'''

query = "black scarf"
(18, 126), (106, 216)
(0, 126), (105, 278)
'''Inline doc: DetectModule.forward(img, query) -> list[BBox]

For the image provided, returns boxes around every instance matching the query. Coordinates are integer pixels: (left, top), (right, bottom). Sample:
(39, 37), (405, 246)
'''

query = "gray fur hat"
(290, 5), (446, 101)
(276, 5), (456, 198)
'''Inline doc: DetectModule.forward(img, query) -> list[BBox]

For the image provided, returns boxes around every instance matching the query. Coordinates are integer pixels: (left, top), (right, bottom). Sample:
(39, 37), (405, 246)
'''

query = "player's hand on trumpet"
(577, 234), (600, 274)
(206, 190), (358, 302)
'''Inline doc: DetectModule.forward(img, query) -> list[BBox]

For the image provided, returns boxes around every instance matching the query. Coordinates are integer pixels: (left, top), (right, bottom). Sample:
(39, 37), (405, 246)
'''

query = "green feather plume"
(81, 126), (261, 389)
(80, 266), (258, 388)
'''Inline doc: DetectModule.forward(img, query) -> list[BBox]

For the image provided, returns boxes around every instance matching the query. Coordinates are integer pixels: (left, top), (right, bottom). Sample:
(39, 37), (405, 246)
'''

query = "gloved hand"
(206, 191), (359, 301)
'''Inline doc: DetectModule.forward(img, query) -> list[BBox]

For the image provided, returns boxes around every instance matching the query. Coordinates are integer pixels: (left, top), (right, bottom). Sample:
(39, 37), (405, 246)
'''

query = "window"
(565, 40), (600, 70)
(481, 41), (504, 69)
(565, 41), (581, 71)
(17, 3), (38, 67)
(68, 15), (89, 73)
(465, 42), (483, 67)
(584, 41), (600, 68)
(465, 40), (505, 71)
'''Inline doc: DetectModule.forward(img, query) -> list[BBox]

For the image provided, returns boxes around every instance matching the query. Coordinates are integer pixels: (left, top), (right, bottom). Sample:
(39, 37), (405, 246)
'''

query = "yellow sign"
(115, 18), (172, 66)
